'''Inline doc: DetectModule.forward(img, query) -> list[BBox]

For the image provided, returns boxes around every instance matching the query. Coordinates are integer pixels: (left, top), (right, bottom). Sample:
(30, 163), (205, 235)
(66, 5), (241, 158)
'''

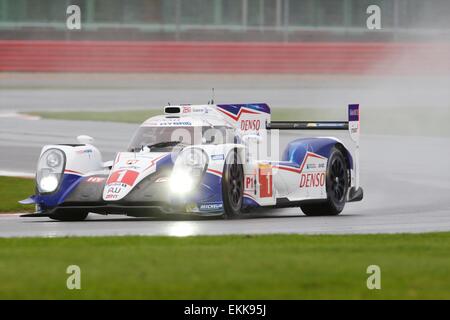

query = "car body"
(20, 103), (363, 220)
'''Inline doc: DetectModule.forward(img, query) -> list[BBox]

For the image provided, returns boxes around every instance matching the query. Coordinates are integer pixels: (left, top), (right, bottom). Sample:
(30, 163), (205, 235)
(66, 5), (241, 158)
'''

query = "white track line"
(0, 112), (40, 120)
(0, 170), (34, 178)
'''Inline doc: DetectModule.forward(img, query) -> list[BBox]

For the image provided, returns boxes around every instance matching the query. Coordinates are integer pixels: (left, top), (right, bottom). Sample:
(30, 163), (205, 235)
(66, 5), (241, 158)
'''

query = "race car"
(20, 103), (363, 221)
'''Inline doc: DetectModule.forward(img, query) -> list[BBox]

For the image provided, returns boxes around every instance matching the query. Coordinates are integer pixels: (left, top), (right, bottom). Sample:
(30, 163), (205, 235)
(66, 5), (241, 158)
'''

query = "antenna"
(211, 88), (215, 104)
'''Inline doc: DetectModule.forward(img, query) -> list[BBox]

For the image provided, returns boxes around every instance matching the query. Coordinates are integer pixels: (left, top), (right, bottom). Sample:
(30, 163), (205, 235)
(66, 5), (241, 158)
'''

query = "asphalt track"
(1, 116), (450, 237)
(1, 73), (449, 111)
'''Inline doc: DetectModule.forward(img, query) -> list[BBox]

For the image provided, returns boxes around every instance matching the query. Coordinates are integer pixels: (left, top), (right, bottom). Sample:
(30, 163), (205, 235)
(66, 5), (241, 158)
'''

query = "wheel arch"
(334, 141), (352, 168)
(219, 144), (246, 172)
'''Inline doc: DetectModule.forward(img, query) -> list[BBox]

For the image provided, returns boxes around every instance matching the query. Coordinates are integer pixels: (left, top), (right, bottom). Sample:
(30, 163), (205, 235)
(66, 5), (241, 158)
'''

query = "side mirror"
(103, 160), (113, 169)
(77, 135), (94, 145)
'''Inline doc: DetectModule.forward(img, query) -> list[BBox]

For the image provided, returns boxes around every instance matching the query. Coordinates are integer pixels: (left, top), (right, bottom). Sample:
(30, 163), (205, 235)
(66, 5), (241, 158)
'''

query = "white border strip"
(0, 170), (34, 178)
(0, 112), (41, 120)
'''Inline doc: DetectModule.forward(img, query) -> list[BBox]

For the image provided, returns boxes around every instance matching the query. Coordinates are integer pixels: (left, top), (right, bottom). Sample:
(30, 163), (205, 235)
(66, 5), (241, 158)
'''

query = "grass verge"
(0, 176), (34, 213)
(0, 233), (449, 299)
(27, 107), (450, 136)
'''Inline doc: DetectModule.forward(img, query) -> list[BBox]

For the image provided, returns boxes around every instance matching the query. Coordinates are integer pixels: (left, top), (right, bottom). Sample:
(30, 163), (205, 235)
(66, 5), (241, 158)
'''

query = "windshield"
(127, 126), (234, 152)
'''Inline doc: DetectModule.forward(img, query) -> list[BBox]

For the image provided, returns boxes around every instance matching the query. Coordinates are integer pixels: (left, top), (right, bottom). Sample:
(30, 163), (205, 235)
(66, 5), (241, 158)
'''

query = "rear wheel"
(49, 209), (89, 221)
(222, 150), (244, 219)
(300, 147), (348, 216)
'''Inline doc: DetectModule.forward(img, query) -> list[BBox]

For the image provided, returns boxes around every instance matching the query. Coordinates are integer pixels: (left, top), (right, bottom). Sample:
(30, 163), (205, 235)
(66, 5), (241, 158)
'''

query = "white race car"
(20, 103), (363, 221)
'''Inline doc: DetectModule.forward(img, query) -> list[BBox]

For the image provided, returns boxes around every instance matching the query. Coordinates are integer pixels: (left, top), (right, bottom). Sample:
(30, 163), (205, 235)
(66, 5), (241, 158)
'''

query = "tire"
(300, 147), (349, 216)
(49, 209), (89, 221)
(222, 150), (244, 219)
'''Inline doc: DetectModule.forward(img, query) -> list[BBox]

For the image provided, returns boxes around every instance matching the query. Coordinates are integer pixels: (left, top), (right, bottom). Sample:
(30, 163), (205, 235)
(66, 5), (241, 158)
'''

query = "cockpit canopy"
(127, 125), (235, 152)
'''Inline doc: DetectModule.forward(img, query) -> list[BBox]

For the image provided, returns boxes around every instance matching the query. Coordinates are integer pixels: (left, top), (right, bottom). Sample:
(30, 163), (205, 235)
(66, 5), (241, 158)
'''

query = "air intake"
(164, 106), (181, 114)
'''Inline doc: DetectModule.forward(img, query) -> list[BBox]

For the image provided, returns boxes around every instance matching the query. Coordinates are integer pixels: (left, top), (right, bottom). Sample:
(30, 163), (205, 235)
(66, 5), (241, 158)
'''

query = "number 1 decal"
(107, 170), (139, 186)
(116, 170), (127, 182)
(259, 165), (273, 198)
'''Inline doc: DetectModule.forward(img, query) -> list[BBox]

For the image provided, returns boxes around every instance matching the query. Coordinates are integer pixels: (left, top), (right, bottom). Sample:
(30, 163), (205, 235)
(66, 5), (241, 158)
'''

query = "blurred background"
(0, 0), (449, 171)
(1, 0), (449, 122)
(1, 0), (450, 41)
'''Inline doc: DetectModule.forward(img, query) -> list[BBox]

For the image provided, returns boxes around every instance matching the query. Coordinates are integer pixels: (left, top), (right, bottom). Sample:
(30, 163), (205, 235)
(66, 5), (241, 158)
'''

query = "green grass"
(0, 233), (449, 299)
(26, 107), (450, 136)
(0, 176), (35, 213)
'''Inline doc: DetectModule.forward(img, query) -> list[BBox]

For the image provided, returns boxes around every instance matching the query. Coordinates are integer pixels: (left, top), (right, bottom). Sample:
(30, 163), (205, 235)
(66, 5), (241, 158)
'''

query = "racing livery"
(20, 103), (363, 220)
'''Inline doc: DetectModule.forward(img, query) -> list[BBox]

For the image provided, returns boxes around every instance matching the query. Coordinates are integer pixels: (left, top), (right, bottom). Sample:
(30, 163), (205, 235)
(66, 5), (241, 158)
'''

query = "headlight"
(46, 150), (62, 168)
(180, 148), (207, 173)
(38, 174), (59, 193)
(169, 171), (195, 194)
(170, 148), (208, 195)
(36, 148), (65, 193)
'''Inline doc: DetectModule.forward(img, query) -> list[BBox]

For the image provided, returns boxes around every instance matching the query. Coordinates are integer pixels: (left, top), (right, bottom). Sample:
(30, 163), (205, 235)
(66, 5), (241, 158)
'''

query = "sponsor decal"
(300, 172), (325, 188)
(182, 106), (192, 113)
(118, 165), (139, 170)
(245, 175), (255, 191)
(306, 163), (317, 169)
(126, 159), (139, 165)
(105, 194), (119, 200)
(150, 120), (193, 127)
(349, 104), (359, 121)
(162, 121), (192, 126)
(106, 186), (122, 194)
(76, 149), (93, 154)
(211, 154), (224, 161)
(240, 119), (261, 131)
(199, 203), (223, 211)
(192, 107), (205, 113)
(317, 123), (347, 128)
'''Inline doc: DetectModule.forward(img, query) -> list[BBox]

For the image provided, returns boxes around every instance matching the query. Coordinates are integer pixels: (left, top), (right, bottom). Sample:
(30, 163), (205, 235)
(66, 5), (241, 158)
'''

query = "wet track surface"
(2, 74), (449, 112)
(1, 116), (450, 237)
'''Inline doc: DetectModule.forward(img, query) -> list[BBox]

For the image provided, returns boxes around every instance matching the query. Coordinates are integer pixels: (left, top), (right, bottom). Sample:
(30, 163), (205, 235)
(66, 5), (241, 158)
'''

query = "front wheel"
(49, 209), (89, 221)
(222, 150), (244, 219)
(300, 147), (349, 216)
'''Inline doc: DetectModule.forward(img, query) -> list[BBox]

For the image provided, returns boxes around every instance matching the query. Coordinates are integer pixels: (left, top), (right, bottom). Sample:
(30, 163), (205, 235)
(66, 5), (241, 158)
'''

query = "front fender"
(186, 144), (245, 211)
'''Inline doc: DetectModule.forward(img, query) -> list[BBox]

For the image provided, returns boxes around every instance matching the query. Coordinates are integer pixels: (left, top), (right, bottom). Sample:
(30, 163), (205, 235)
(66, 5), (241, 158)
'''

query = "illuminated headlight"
(169, 171), (195, 194)
(39, 174), (59, 193)
(36, 148), (65, 193)
(170, 148), (208, 195)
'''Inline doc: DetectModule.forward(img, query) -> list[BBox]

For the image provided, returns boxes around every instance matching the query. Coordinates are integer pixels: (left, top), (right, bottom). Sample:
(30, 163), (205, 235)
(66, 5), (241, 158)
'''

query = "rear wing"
(266, 121), (348, 130)
(266, 104), (360, 189)
(266, 104), (359, 134)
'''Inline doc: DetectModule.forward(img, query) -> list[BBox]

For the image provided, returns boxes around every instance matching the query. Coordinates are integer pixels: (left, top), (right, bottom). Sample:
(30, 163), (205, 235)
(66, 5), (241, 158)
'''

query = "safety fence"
(0, 41), (449, 74)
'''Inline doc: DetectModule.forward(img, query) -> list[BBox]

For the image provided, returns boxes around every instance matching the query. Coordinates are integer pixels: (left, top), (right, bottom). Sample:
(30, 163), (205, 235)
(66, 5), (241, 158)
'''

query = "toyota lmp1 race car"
(20, 103), (363, 221)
